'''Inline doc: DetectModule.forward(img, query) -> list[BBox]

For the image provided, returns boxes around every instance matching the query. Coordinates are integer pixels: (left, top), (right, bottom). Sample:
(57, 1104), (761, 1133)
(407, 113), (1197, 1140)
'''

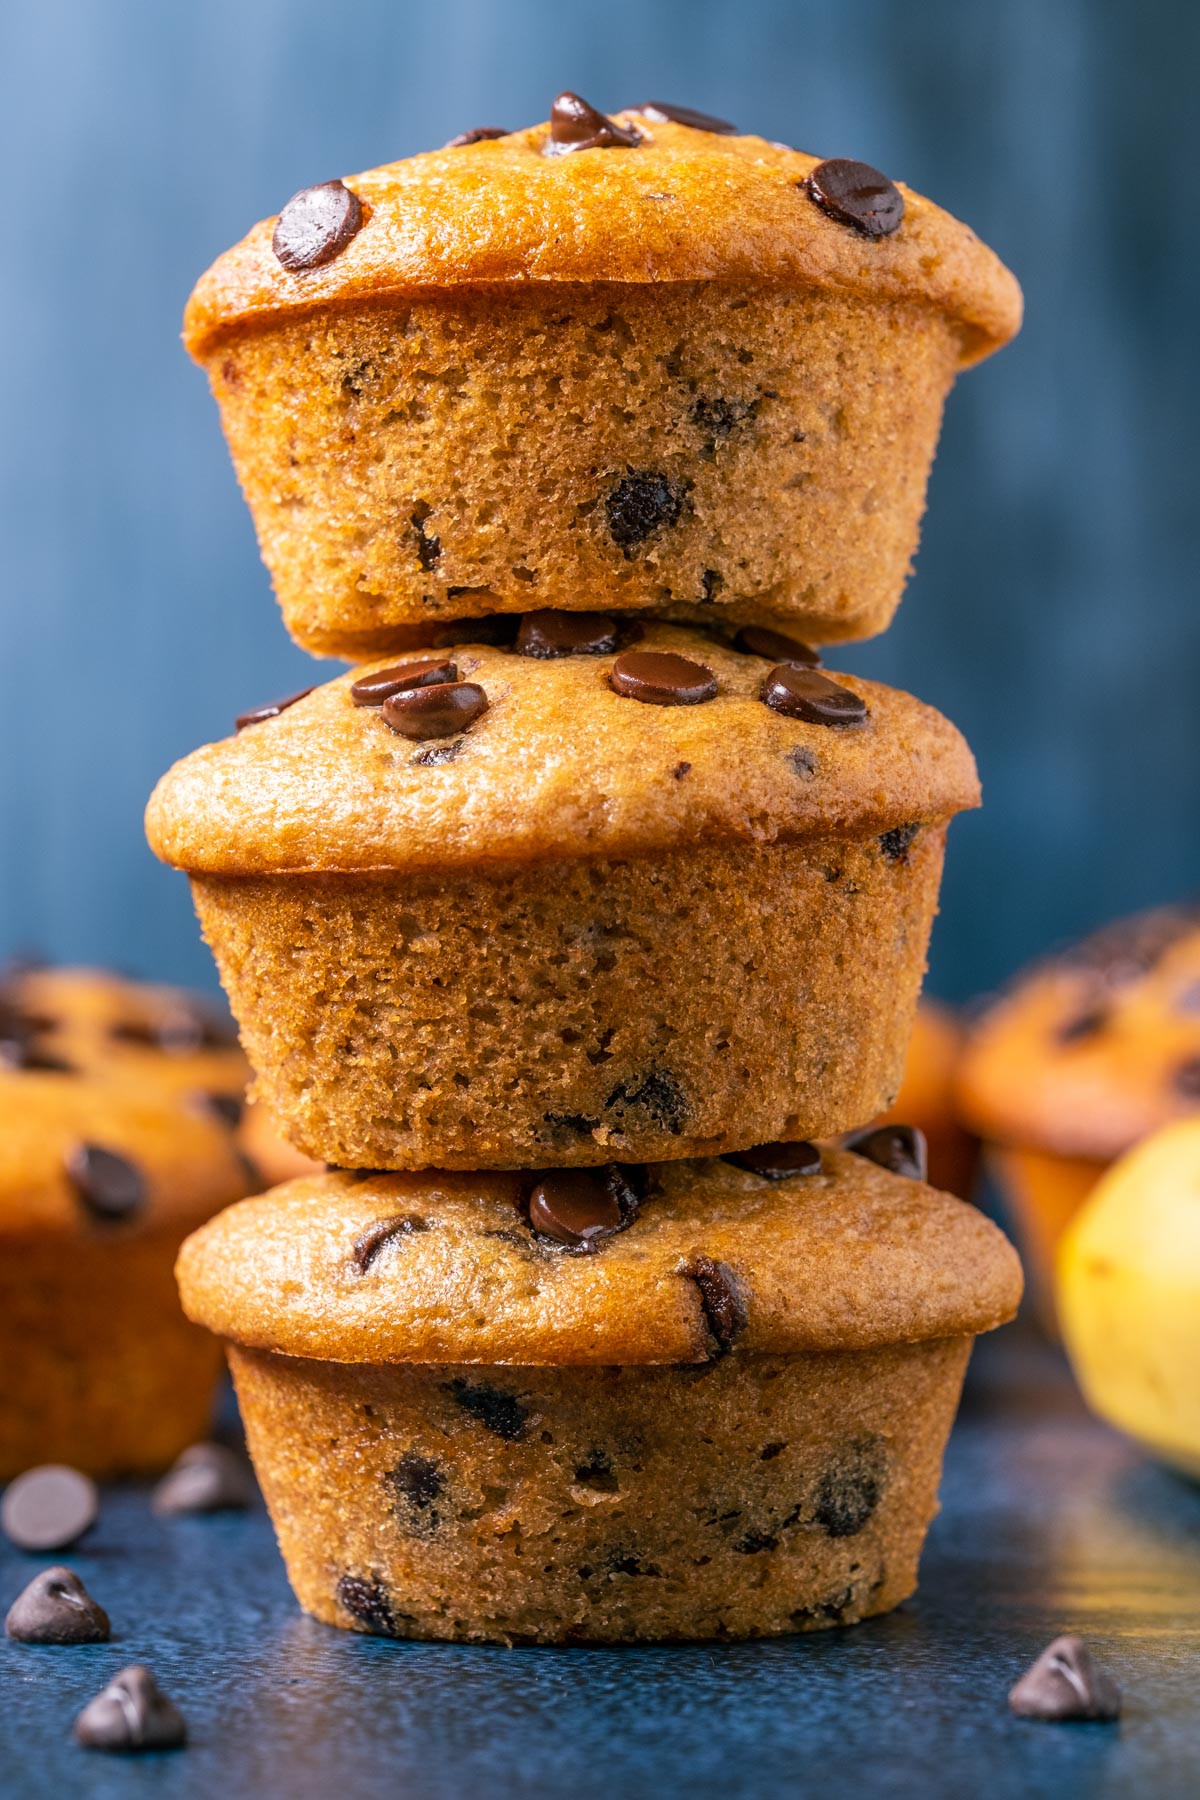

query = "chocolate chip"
(272, 179), (363, 272)
(813, 1439), (885, 1536)
(351, 659), (458, 705)
(386, 1454), (443, 1536)
(430, 613), (520, 648)
(151, 1442), (256, 1516)
(725, 1141), (822, 1180)
(606, 470), (686, 548)
(844, 1123), (928, 1182)
(382, 681), (488, 741)
(1174, 1056), (1200, 1098)
(684, 1256), (748, 1355)
(762, 665), (867, 728)
(444, 126), (509, 147)
(691, 395), (754, 441)
(879, 822), (921, 862)
(1009, 1635), (1122, 1722)
(516, 610), (619, 657)
(235, 687), (312, 731)
(76, 1665), (187, 1753)
(194, 1089), (244, 1129)
(5, 1567), (110, 1644)
(546, 91), (641, 154)
(673, 761), (692, 780)
(352, 1213), (431, 1272)
(1056, 1006), (1108, 1046)
(526, 1166), (639, 1254)
(735, 625), (822, 667)
(1, 1465), (98, 1552)
(639, 101), (737, 134)
(447, 1378), (528, 1441)
(610, 651), (717, 706)
(336, 1574), (401, 1636)
(411, 740), (465, 767)
(410, 503), (441, 572)
(65, 1142), (148, 1222)
(804, 158), (904, 239)
(605, 1068), (688, 1131)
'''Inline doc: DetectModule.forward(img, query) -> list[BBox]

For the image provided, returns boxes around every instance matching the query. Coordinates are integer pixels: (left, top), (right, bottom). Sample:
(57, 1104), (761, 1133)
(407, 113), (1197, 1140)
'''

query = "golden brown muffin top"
(145, 624), (979, 877)
(183, 103), (1021, 366)
(0, 1065), (250, 1241)
(958, 904), (1200, 1161)
(177, 1150), (1020, 1365)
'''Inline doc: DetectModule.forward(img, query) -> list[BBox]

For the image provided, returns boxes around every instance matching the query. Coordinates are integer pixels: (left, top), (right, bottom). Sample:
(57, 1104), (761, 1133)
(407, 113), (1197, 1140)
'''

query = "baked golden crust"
(177, 1153), (1022, 1365)
(184, 117), (1020, 366)
(145, 625), (979, 877)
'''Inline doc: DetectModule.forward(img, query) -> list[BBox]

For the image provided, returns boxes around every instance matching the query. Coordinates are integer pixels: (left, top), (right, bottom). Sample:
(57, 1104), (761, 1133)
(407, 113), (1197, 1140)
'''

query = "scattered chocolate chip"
(151, 1442), (255, 1516)
(610, 650), (717, 706)
(725, 1140), (822, 1181)
(430, 613), (520, 648)
(5, 1566), (110, 1644)
(606, 470), (686, 548)
(410, 503), (441, 572)
(386, 1454), (443, 1535)
(444, 126), (509, 147)
(235, 687), (312, 731)
(447, 1378), (528, 1441)
(844, 1123), (928, 1182)
(878, 822), (922, 863)
(516, 610), (619, 657)
(684, 1256), (747, 1355)
(272, 179), (363, 272)
(336, 1573), (401, 1636)
(193, 1089), (244, 1129)
(1009, 1635), (1122, 1722)
(65, 1142), (148, 1222)
(1056, 1006), (1108, 1046)
(673, 760), (692, 780)
(605, 1068), (689, 1131)
(76, 1665), (187, 1752)
(804, 158), (904, 238)
(2, 1465), (98, 1552)
(639, 101), (737, 134)
(382, 681), (488, 741)
(735, 625), (822, 667)
(762, 665), (867, 728)
(526, 1165), (640, 1253)
(352, 1213), (431, 1272)
(813, 1439), (885, 1536)
(351, 659), (459, 705)
(1174, 1056), (1200, 1099)
(546, 91), (641, 154)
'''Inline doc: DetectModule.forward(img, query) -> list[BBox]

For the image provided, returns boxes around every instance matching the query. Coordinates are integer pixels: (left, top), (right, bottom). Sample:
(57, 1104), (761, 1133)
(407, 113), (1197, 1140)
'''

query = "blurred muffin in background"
(958, 902), (1200, 1326)
(871, 1000), (979, 1199)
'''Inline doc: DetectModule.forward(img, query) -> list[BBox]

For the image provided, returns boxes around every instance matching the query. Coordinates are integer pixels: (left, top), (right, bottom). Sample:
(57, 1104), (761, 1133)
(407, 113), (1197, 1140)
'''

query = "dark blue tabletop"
(3, 1328), (1198, 1800)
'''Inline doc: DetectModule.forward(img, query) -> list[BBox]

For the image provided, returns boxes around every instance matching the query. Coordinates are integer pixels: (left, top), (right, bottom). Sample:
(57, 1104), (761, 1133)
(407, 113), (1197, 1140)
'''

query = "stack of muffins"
(147, 96), (1023, 1643)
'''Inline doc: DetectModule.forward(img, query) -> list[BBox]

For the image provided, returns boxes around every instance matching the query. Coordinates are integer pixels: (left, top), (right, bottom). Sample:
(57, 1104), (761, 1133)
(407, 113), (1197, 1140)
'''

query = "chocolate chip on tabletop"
(734, 624), (822, 667)
(725, 1140), (822, 1180)
(65, 1142), (148, 1222)
(152, 1442), (256, 1516)
(638, 100), (738, 134)
(235, 687), (313, 731)
(2, 1465), (99, 1552)
(610, 651), (717, 707)
(1009, 1635), (1122, 1722)
(844, 1123), (928, 1183)
(272, 178), (364, 272)
(444, 126), (509, 148)
(75, 1665), (187, 1753)
(804, 158), (905, 239)
(761, 665), (868, 728)
(5, 1566), (110, 1644)
(351, 659), (459, 705)
(516, 610), (619, 658)
(382, 680), (489, 741)
(545, 91), (642, 154)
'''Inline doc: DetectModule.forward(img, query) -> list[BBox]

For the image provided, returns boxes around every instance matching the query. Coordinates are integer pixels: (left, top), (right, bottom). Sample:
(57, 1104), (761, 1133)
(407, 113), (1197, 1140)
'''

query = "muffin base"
(192, 829), (946, 1170)
(229, 1335), (971, 1644)
(206, 282), (960, 657)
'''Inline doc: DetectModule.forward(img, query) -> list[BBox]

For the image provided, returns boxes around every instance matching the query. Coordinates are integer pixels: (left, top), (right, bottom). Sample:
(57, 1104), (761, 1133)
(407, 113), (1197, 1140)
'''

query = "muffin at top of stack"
(146, 622), (979, 1170)
(185, 96), (1021, 658)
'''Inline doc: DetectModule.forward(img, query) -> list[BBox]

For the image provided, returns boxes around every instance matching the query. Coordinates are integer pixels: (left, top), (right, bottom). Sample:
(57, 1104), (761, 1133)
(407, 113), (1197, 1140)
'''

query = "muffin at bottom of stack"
(177, 1151), (1020, 1642)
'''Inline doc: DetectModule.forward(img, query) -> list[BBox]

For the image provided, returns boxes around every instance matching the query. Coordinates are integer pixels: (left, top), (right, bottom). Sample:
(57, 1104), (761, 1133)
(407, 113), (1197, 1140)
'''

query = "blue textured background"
(2, 0), (1197, 998)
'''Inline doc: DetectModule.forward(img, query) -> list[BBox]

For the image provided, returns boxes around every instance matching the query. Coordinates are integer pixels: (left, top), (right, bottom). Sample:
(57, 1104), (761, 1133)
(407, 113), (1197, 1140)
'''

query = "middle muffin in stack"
(148, 96), (1022, 1643)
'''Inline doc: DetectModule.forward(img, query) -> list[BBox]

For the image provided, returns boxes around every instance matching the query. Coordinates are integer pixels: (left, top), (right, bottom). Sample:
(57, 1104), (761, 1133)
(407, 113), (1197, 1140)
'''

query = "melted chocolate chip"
(1174, 1056), (1200, 1099)
(444, 126), (509, 147)
(879, 822), (922, 862)
(1009, 1636), (1122, 1722)
(382, 681), (488, 741)
(762, 665), (867, 727)
(65, 1142), (148, 1222)
(804, 159), (904, 238)
(684, 1256), (748, 1355)
(152, 1442), (255, 1515)
(352, 1214), (431, 1272)
(447, 1378), (529, 1441)
(5, 1566), (110, 1645)
(735, 625), (822, 667)
(526, 1165), (640, 1253)
(813, 1438), (885, 1536)
(272, 179), (363, 271)
(610, 650), (717, 706)
(725, 1140), (822, 1180)
(639, 101), (738, 134)
(844, 1124), (928, 1183)
(75, 1665), (187, 1753)
(235, 687), (312, 731)
(2, 1465), (98, 1552)
(335, 1574), (401, 1636)
(351, 659), (458, 705)
(546, 91), (641, 154)
(605, 1068), (689, 1131)
(516, 610), (619, 657)
(606, 470), (686, 548)
(1056, 1006), (1109, 1046)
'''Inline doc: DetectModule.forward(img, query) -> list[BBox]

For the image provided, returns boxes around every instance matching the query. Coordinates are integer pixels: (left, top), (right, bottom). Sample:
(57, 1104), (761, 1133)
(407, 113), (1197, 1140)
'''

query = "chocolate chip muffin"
(146, 623), (979, 1170)
(0, 1065), (250, 1477)
(177, 1147), (1020, 1643)
(958, 903), (1200, 1322)
(185, 98), (1020, 658)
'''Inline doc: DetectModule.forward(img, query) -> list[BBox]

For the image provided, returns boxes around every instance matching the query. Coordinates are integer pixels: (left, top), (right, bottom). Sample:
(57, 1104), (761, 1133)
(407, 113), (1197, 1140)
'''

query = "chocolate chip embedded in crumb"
(844, 1123), (928, 1182)
(351, 659), (459, 706)
(76, 1665), (187, 1753)
(386, 1454), (444, 1537)
(804, 159), (904, 238)
(813, 1438), (885, 1536)
(516, 610), (619, 657)
(1009, 1635), (1122, 1722)
(673, 761), (692, 780)
(762, 665), (867, 728)
(410, 503), (442, 572)
(683, 1255), (748, 1355)
(272, 179), (363, 271)
(725, 1140), (822, 1181)
(445, 126), (509, 147)
(352, 1213), (432, 1272)
(606, 470), (686, 549)
(610, 651), (717, 706)
(639, 101), (738, 134)
(2, 1465), (98, 1552)
(735, 625), (822, 667)
(878, 822), (921, 862)
(382, 681), (488, 741)
(605, 1068), (689, 1131)
(5, 1567), (110, 1644)
(447, 1378), (529, 1441)
(336, 1573), (402, 1636)
(545, 91), (641, 154)
(526, 1165), (640, 1254)
(431, 613), (520, 648)
(65, 1142), (148, 1222)
(235, 687), (313, 732)
(152, 1442), (256, 1516)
